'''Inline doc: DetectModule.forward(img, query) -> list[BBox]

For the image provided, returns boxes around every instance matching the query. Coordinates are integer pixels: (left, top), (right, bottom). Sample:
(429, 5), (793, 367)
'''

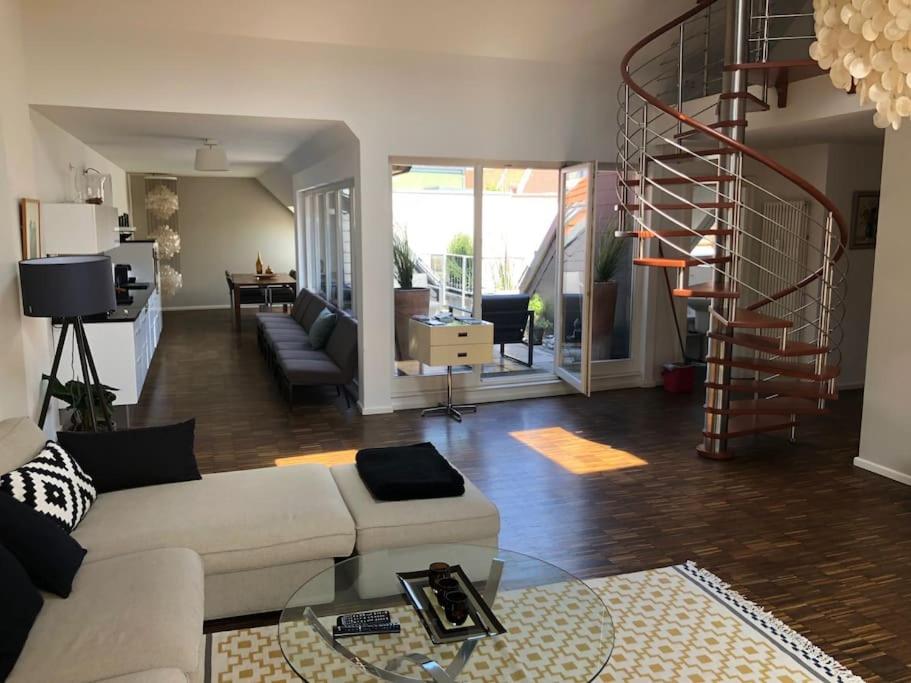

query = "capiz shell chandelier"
(145, 183), (179, 219)
(160, 264), (183, 296)
(154, 224), (181, 260)
(810, 0), (911, 129)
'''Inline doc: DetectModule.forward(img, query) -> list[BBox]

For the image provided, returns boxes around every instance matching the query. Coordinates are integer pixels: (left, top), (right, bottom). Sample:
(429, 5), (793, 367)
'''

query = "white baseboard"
(853, 457), (911, 486)
(358, 401), (393, 415)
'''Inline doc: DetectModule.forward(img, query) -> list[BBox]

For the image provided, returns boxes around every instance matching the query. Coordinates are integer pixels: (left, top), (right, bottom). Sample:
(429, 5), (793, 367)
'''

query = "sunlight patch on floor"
(275, 449), (358, 467)
(509, 427), (647, 475)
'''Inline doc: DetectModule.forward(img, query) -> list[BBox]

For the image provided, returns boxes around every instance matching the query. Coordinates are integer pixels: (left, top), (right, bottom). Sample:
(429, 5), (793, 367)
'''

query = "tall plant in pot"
(591, 230), (625, 360)
(393, 229), (430, 361)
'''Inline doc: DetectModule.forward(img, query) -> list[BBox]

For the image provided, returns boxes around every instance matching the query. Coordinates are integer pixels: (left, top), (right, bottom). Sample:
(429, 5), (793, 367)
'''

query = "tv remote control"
(337, 610), (392, 628)
(332, 622), (401, 638)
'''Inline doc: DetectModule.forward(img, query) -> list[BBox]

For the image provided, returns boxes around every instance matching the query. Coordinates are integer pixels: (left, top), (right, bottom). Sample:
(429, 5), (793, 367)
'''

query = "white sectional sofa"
(0, 417), (500, 683)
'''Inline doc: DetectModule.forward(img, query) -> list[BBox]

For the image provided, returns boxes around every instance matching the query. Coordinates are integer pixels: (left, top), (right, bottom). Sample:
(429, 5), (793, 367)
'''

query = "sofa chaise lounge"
(0, 416), (500, 683)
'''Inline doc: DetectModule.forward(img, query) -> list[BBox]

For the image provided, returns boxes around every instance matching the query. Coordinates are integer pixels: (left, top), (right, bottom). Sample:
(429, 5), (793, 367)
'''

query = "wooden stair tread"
(710, 379), (838, 401)
(616, 228), (734, 239)
(674, 284), (740, 299)
(708, 332), (828, 356)
(705, 397), (828, 416)
(719, 91), (770, 112)
(635, 256), (731, 268)
(675, 119), (748, 140)
(621, 174), (736, 187)
(617, 201), (735, 211)
(651, 147), (736, 162)
(726, 308), (792, 329)
(706, 356), (839, 381)
(703, 413), (798, 440)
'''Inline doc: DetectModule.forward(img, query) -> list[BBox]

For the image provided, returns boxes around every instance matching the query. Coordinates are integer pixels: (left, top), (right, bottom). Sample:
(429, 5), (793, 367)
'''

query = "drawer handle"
(458, 332), (468, 337)
(457, 352), (468, 358)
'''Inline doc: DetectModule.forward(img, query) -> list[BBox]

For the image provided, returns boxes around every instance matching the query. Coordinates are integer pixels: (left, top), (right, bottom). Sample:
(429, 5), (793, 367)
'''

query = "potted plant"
(43, 375), (117, 431)
(393, 229), (430, 361)
(591, 230), (625, 360)
(528, 293), (551, 345)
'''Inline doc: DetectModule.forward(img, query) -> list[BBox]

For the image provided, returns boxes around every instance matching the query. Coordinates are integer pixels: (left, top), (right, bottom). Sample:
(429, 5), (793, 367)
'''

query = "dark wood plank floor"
(131, 309), (911, 682)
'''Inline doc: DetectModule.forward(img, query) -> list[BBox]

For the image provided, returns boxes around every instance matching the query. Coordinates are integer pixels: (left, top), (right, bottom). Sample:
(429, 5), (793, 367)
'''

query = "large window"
(298, 180), (356, 314)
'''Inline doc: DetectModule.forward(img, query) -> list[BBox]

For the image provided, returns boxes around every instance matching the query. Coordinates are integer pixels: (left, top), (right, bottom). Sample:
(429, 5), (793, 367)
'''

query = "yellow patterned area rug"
(205, 562), (863, 683)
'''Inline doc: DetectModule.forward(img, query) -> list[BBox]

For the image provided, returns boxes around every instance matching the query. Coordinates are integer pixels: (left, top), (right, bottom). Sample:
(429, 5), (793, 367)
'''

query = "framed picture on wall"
(850, 191), (879, 249)
(19, 198), (41, 259)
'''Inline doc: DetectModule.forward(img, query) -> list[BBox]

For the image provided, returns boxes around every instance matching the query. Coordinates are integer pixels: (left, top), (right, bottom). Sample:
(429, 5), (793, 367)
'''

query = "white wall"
(21, 7), (613, 413)
(130, 175), (295, 309)
(824, 143), (882, 389)
(856, 126), (911, 486)
(0, 0), (54, 425)
(30, 109), (128, 210)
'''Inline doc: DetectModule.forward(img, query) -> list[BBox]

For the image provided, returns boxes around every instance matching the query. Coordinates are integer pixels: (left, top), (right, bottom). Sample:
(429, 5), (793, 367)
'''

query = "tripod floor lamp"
(19, 255), (117, 431)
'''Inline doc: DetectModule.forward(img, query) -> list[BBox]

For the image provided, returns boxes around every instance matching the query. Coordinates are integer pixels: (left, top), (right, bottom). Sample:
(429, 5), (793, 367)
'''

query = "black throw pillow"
(56, 419), (201, 494)
(0, 493), (86, 598)
(356, 442), (465, 501)
(0, 543), (43, 680)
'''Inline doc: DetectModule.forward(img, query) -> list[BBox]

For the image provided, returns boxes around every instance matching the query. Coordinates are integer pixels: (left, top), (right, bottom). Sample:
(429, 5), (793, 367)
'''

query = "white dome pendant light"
(194, 138), (230, 172)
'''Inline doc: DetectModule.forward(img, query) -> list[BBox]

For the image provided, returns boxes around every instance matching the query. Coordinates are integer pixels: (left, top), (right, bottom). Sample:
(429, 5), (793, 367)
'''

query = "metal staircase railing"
(615, 0), (847, 459)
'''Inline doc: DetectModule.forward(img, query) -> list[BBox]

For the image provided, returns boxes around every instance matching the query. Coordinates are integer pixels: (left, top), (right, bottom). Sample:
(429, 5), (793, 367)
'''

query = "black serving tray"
(397, 564), (507, 645)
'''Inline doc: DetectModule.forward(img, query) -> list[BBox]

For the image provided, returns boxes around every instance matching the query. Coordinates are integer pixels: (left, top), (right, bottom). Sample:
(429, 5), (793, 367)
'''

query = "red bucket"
(662, 362), (695, 393)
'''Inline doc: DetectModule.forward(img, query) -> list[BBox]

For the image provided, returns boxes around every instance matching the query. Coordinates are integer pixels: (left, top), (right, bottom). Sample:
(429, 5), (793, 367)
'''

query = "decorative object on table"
(19, 198), (41, 259)
(397, 563), (507, 645)
(19, 255), (117, 430)
(56, 419), (201, 494)
(255, 251), (264, 274)
(0, 441), (96, 533)
(392, 229), (430, 361)
(810, 0), (911, 129)
(144, 176), (182, 296)
(355, 442), (465, 501)
(219, 560), (863, 683)
(849, 191), (879, 249)
(82, 168), (107, 204)
(592, 229), (624, 360)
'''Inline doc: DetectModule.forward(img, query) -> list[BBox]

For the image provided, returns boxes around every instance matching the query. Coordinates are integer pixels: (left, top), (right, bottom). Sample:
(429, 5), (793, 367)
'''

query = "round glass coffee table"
(279, 544), (613, 682)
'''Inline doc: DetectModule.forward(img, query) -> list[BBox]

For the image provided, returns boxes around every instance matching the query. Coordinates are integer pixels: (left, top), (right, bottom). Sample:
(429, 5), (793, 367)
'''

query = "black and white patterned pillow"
(0, 441), (96, 533)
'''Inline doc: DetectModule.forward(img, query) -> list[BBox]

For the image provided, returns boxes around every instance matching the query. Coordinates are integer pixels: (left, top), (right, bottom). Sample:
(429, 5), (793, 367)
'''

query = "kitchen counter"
(82, 283), (156, 323)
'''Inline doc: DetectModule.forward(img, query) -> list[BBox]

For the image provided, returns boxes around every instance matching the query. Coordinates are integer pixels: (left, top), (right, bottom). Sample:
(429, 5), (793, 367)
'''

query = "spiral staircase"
(616, 0), (848, 460)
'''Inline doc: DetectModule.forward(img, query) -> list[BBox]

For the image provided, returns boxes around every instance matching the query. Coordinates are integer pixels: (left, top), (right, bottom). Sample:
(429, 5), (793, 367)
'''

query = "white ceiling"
(25, 0), (694, 65)
(32, 106), (340, 177)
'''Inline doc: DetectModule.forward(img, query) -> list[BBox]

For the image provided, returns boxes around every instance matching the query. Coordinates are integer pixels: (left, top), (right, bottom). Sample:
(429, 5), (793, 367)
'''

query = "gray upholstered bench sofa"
(0, 416), (500, 683)
(257, 288), (358, 407)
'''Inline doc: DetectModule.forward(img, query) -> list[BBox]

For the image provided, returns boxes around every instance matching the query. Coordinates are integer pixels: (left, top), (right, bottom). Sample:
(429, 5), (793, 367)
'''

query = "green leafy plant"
(393, 228), (419, 289)
(594, 230), (625, 283)
(529, 293), (550, 330)
(43, 374), (117, 431)
(446, 232), (473, 286)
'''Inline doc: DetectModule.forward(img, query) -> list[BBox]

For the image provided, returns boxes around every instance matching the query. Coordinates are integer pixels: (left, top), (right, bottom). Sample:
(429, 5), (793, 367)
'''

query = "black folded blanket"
(355, 442), (465, 501)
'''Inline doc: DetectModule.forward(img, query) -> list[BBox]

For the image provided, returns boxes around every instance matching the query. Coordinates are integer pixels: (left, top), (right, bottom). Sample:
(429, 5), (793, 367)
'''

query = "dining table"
(228, 272), (296, 331)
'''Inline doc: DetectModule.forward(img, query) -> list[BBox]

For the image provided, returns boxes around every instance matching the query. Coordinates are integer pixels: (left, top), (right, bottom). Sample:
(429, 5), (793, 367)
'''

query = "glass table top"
(278, 544), (613, 682)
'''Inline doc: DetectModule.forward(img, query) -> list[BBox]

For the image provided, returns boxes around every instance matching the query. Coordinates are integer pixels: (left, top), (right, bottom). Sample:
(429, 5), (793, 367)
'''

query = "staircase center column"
(701, 0), (750, 459)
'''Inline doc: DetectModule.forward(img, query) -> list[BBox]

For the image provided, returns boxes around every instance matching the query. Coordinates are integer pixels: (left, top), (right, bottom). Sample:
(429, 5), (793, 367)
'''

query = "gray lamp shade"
(19, 255), (116, 318)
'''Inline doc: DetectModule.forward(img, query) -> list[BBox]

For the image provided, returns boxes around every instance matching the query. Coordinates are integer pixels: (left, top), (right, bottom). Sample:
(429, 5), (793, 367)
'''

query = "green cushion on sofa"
(308, 308), (338, 349)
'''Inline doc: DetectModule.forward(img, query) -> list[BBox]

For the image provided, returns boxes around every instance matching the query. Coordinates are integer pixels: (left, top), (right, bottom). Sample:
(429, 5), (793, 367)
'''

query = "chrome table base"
(422, 365), (476, 423)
